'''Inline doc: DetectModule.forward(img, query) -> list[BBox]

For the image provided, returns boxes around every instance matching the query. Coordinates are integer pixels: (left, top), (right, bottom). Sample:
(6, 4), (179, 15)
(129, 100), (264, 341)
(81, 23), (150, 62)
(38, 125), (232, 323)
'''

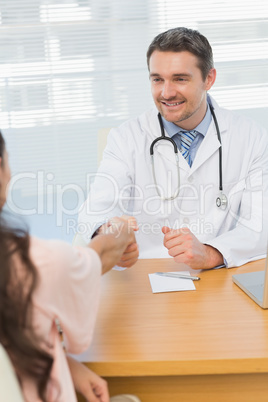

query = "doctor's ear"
(205, 68), (216, 90)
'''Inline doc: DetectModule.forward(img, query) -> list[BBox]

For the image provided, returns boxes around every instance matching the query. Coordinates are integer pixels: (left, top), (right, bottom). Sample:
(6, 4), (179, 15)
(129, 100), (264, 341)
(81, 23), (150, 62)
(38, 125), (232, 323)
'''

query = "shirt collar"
(161, 100), (212, 138)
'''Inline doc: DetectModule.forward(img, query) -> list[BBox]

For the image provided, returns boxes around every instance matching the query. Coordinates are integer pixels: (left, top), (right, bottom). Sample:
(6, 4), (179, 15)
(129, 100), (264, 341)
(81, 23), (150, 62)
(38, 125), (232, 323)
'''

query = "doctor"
(78, 27), (268, 269)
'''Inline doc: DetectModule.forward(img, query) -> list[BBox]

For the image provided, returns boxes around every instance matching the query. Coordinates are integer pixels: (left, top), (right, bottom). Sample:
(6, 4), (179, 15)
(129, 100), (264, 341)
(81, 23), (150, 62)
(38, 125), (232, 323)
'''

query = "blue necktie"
(176, 130), (197, 166)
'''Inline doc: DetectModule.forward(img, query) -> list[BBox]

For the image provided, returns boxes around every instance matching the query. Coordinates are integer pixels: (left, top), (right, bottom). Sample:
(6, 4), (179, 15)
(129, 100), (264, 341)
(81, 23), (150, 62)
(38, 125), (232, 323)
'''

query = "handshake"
(91, 214), (224, 271)
(89, 215), (139, 272)
(90, 215), (223, 269)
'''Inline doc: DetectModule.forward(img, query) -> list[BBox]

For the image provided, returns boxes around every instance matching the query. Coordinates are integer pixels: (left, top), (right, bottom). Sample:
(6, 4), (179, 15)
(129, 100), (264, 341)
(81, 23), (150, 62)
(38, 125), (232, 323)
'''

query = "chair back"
(98, 127), (110, 165)
(0, 344), (25, 401)
(73, 127), (111, 247)
(72, 233), (88, 247)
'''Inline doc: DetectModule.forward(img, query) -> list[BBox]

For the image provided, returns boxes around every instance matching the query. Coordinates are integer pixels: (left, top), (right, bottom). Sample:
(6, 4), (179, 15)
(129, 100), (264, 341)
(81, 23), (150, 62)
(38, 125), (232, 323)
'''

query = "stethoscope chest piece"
(216, 192), (228, 210)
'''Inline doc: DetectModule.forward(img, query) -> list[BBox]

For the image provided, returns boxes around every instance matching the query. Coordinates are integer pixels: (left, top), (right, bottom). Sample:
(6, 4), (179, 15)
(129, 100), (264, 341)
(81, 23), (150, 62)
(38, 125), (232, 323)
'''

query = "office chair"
(72, 232), (88, 247)
(73, 127), (111, 247)
(0, 344), (24, 401)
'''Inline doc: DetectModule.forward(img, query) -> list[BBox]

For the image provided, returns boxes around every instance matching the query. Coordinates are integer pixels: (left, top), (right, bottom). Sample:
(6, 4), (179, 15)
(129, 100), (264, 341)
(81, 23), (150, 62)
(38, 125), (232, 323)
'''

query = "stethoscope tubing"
(150, 103), (227, 208)
(150, 113), (179, 155)
(210, 106), (223, 192)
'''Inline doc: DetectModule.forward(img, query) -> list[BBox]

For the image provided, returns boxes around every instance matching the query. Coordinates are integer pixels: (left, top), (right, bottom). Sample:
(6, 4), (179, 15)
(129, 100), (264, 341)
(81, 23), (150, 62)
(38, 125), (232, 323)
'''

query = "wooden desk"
(78, 259), (268, 402)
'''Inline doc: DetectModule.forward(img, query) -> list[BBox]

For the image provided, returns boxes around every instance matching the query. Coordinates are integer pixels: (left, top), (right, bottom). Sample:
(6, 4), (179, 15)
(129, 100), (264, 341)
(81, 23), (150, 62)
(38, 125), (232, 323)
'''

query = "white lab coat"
(79, 96), (268, 267)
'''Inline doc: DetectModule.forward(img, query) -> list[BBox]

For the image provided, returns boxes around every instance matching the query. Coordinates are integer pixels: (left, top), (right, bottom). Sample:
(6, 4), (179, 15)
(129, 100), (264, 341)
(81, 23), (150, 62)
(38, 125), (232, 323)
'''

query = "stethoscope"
(150, 103), (228, 210)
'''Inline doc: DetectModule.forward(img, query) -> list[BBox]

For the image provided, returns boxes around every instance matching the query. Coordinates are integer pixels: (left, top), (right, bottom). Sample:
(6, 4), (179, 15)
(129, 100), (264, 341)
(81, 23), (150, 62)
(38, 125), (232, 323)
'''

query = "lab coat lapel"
(190, 125), (220, 174)
(190, 106), (227, 174)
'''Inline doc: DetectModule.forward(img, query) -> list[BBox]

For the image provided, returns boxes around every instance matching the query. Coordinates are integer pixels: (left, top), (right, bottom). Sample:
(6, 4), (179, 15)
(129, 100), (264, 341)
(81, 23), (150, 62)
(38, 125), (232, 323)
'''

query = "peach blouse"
(21, 237), (101, 402)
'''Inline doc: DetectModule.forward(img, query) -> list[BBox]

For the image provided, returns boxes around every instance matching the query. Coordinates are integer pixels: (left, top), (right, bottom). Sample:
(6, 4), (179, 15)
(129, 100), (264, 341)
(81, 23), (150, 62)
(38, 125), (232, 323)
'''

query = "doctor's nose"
(161, 82), (177, 99)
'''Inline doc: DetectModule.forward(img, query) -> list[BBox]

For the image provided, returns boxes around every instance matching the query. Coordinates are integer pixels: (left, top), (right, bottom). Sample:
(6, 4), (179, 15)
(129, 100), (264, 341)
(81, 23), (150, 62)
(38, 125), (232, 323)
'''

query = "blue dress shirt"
(161, 101), (212, 165)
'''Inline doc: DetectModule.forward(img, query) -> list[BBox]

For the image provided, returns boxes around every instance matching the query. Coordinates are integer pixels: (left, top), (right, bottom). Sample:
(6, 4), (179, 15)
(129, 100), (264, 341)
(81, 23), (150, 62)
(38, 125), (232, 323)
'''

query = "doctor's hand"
(162, 226), (224, 270)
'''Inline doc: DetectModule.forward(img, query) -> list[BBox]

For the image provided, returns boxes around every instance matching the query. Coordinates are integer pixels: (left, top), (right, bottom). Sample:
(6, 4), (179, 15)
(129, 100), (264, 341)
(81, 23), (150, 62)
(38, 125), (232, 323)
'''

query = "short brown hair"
(147, 27), (214, 81)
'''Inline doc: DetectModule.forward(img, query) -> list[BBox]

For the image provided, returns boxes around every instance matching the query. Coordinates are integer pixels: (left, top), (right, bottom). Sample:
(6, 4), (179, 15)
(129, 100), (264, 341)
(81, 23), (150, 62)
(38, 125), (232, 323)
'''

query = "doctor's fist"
(162, 226), (223, 269)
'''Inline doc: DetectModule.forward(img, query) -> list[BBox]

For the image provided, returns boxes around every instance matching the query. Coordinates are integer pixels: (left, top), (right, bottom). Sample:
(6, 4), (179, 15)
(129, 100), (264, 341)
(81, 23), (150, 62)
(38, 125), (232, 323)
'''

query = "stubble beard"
(159, 98), (205, 127)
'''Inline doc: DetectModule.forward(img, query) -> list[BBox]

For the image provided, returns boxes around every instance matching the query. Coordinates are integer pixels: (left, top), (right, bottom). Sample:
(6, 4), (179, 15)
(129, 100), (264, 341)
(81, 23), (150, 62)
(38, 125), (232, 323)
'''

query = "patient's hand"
(116, 241), (139, 268)
(67, 356), (109, 402)
(101, 215), (139, 268)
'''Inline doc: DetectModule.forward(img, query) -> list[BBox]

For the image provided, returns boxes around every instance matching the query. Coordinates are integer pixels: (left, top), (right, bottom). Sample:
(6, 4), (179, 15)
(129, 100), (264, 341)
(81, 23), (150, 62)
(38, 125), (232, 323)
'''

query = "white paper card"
(148, 271), (196, 293)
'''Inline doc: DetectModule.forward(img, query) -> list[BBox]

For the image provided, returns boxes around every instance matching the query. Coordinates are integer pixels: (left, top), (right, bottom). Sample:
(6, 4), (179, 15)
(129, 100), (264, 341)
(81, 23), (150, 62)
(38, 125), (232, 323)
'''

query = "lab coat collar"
(190, 95), (228, 174)
(140, 95), (227, 172)
(208, 94), (228, 133)
(162, 97), (212, 138)
(141, 94), (227, 138)
(190, 121), (221, 174)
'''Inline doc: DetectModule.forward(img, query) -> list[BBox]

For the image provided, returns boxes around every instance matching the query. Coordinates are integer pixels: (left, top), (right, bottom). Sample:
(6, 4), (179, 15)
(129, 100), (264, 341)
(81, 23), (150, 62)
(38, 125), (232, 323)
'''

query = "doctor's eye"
(175, 77), (187, 82)
(151, 78), (163, 83)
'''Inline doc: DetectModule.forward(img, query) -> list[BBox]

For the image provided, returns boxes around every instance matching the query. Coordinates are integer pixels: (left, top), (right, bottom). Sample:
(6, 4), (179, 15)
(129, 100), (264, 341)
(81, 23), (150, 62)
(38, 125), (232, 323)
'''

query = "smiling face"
(149, 50), (216, 130)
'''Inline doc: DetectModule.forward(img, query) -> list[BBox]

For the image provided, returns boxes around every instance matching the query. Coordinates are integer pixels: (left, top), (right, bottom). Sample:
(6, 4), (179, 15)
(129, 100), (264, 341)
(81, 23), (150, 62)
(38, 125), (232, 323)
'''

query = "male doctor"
(78, 27), (268, 269)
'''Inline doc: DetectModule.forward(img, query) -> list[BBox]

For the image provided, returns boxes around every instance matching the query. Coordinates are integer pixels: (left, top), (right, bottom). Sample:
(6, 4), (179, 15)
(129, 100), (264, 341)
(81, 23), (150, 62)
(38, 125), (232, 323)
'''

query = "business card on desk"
(148, 271), (196, 293)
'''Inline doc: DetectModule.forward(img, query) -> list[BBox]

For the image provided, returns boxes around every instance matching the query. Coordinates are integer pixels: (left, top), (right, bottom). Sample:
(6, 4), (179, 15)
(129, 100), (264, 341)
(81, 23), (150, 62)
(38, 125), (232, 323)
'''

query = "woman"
(0, 132), (140, 402)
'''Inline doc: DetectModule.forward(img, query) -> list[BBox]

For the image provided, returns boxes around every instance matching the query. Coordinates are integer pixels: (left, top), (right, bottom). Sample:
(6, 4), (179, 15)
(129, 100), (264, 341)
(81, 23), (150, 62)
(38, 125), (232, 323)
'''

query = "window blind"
(0, 0), (267, 240)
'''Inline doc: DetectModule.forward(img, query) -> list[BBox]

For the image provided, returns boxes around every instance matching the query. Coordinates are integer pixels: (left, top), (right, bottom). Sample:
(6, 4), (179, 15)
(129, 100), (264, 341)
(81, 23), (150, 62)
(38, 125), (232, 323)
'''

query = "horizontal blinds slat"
(0, 0), (267, 196)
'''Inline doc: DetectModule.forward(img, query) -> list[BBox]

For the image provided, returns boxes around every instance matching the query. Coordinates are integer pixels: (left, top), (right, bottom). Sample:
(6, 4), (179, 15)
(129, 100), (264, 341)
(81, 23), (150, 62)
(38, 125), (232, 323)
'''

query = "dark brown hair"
(0, 133), (54, 401)
(147, 27), (214, 81)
